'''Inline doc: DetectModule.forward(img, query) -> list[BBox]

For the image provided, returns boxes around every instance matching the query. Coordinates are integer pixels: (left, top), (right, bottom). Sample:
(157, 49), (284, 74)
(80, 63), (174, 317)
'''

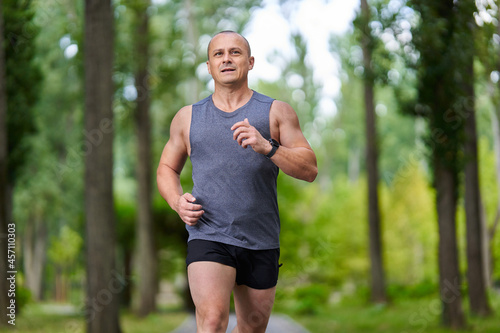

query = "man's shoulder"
(269, 100), (298, 127)
(171, 105), (193, 128)
(176, 104), (193, 117)
(269, 99), (294, 113)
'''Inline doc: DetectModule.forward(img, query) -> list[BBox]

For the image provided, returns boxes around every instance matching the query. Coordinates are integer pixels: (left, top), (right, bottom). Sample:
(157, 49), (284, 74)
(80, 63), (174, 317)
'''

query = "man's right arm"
(156, 106), (204, 226)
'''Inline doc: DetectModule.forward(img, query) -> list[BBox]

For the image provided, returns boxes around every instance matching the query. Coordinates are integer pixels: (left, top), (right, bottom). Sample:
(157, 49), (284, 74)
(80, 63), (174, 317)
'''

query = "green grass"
(294, 294), (500, 333)
(6, 293), (500, 333)
(9, 303), (188, 333)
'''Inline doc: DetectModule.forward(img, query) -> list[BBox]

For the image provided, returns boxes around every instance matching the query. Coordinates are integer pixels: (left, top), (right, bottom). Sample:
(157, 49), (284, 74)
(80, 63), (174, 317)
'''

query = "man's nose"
(223, 52), (231, 63)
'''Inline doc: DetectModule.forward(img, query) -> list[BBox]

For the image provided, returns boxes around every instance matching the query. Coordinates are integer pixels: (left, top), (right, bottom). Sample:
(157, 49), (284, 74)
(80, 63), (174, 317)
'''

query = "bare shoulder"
(270, 100), (297, 119)
(269, 100), (309, 149)
(170, 105), (193, 138)
(269, 100), (301, 133)
(168, 105), (193, 154)
(171, 105), (193, 129)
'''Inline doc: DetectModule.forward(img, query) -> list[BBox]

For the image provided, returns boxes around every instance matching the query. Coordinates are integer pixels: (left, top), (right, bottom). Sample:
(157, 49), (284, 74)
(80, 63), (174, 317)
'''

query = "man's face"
(206, 33), (254, 86)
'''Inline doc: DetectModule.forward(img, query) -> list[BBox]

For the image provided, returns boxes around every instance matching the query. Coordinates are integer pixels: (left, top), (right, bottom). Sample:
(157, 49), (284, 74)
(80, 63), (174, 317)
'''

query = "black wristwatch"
(266, 139), (280, 159)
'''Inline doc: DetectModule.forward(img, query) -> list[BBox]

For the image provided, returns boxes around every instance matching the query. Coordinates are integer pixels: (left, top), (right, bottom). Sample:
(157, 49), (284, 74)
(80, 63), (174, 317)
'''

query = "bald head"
(207, 31), (252, 60)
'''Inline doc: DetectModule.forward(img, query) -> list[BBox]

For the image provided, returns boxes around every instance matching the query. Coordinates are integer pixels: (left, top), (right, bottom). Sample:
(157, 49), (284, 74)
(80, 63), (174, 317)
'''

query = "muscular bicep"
(158, 106), (191, 175)
(158, 139), (187, 175)
(271, 101), (312, 150)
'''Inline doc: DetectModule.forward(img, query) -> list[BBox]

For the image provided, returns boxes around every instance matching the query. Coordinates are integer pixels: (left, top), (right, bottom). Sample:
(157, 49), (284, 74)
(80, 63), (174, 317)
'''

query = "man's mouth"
(221, 68), (236, 73)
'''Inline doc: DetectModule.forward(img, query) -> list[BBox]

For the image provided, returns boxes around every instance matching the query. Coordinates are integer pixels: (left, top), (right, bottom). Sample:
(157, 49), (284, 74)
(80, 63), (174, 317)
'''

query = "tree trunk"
(23, 218), (48, 301)
(360, 0), (386, 304)
(0, 0), (10, 325)
(463, 56), (492, 316)
(84, 1), (121, 332)
(434, 160), (466, 328)
(133, 0), (158, 317)
(410, 0), (469, 328)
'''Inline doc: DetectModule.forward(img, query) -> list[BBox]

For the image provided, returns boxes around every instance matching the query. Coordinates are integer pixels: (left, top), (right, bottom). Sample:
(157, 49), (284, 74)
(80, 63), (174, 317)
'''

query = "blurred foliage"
(15, 286), (32, 315)
(3, 0), (42, 181)
(292, 283), (331, 315)
(48, 226), (83, 267)
(4, 0), (500, 325)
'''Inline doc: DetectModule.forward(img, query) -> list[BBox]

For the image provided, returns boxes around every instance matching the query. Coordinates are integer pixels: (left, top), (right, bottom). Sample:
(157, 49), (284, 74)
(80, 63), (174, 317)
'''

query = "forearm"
(157, 164), (183, 213)
(270, 146), (317, 182)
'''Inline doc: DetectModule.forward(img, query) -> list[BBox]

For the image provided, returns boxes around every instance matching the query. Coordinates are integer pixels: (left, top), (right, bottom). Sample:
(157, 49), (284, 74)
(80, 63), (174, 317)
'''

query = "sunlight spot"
(64, 44), (78, 59)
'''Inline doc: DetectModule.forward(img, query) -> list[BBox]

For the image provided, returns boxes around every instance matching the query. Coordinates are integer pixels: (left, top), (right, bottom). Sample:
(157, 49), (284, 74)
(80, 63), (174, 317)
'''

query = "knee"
(237, 310), (269, 333)
(197, 308), (228, 333)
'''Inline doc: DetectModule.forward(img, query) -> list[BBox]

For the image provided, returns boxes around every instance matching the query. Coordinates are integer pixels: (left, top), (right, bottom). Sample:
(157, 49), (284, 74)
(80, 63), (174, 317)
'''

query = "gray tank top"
(187, 91), (280, 250)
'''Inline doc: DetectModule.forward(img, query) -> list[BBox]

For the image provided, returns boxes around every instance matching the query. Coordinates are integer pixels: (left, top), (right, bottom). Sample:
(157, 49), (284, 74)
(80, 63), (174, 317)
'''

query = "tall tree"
(1, 0), (41, 318)
(131, 0), (158, 317)
(460, 0), (492, 317)
(358, 0), (387, 303)
(15, 0), (84, 303)
(0, 0), (9, 324)
(84, 0), (121, 332)
(410, 0), (466, 328)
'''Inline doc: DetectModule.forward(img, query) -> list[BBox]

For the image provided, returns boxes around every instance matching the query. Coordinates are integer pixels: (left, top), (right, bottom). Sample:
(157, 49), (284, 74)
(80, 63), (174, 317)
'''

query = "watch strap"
(266, 139), (279, 159)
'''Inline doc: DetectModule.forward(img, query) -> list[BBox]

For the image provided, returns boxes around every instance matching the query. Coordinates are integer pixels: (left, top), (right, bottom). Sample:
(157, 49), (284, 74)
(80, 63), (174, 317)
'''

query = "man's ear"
(206, 60), (211, 75)
(249, 56), (255, 70)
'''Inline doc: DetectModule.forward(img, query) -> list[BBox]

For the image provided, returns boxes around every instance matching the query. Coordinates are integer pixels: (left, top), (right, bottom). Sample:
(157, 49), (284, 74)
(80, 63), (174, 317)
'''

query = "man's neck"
(212, 85), (253, 113)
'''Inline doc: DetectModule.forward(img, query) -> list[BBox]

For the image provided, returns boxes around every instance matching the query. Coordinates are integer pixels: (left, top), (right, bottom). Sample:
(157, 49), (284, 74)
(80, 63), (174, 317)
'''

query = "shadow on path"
(170, 313), (310, 333)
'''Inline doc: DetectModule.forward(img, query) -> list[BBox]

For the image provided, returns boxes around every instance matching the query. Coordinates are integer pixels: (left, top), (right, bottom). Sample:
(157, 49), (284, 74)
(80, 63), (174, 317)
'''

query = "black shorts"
(186, 239), (281, 290)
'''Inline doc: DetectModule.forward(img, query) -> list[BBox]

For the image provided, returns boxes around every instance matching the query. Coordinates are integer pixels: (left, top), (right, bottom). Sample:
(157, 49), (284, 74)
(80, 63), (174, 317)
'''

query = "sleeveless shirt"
(187, 91), (280, 250)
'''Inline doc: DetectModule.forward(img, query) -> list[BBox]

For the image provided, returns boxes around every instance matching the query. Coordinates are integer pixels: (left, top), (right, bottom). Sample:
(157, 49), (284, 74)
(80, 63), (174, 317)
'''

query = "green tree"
(332, 35), (365, 184)
(130, 0), (158, 317)
(1, 0), (42, 319)
(357, 0), (387, 304)
(47, 226), (83, 302)
(16, 0), (84, 303)
(84, 0), (121, 332)
(459, 0), (493, 317)
(3, 0), (41, 183)
(409, 0), (467, 328)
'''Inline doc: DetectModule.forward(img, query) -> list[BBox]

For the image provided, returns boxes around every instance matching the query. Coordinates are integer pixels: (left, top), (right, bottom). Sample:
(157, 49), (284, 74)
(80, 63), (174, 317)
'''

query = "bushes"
(291, 284), (331, 315)
(16, 286), (32, 315)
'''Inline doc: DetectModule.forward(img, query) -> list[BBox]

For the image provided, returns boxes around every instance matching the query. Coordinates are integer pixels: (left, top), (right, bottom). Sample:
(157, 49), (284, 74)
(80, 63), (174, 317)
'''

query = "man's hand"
(231, 118), (272, 155)
(176, 193), (204, 226)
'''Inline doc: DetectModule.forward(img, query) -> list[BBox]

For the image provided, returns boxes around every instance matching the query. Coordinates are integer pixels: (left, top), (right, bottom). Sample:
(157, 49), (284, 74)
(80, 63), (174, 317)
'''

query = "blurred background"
(1, 0), (500, 332)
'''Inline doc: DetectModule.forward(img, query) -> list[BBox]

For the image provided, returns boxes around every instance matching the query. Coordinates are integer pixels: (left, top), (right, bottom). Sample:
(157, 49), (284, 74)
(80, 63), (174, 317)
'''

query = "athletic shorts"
(186, 239), (281, 290)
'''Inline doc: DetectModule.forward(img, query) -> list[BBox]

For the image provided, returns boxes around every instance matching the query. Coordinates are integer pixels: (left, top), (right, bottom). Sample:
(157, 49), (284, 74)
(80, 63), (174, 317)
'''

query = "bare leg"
(188, 261), (236, 333)
(231, 285), (276, 333)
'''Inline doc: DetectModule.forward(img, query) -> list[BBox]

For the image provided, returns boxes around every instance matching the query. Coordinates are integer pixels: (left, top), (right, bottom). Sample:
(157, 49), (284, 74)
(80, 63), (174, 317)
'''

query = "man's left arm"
(267, 100), (317, 182)
(231, 101), (317, 182)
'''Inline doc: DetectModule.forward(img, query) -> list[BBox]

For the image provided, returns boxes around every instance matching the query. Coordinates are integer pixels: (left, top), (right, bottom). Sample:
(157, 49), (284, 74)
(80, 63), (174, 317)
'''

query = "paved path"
(170, 313), (310, 333)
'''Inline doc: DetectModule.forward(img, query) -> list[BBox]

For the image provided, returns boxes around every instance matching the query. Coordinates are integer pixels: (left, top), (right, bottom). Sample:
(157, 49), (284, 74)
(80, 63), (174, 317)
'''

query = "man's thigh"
(188, 261), (236, 316)
(232, 284), (276, 333)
